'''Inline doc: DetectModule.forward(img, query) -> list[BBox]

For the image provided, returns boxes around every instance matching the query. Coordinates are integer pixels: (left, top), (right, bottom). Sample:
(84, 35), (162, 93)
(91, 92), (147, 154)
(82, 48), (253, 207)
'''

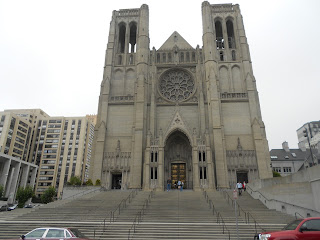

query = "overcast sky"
(0, 0), (319, 150)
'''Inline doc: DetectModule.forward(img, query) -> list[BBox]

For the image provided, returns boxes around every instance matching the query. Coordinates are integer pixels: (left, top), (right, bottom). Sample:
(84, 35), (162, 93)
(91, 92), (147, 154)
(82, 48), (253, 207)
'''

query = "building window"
(273, 167), (281, 173)
(283, 167), (292, 173)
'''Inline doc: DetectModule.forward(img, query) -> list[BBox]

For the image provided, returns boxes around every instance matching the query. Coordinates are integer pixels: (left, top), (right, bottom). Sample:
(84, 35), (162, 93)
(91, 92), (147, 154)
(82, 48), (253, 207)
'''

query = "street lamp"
(303, 128), (315, 166)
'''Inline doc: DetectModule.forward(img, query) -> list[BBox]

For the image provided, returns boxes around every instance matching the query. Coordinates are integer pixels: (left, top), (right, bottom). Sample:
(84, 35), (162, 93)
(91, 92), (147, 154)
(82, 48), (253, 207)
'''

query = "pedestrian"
(243, 181), (246, 192)
(177, 180), (181, 190)
(236, 181), (243, 196)
(180, 181), (184, 191)
(167, 178), (172, 191)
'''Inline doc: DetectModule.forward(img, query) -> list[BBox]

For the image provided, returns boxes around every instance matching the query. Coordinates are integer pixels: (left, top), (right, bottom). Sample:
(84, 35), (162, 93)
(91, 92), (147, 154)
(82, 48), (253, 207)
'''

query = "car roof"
(33, 227), (68, 230)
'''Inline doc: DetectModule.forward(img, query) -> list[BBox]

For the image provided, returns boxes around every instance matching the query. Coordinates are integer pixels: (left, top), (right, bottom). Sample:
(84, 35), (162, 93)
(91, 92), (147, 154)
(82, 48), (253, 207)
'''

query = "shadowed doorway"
(164, 130), (192, 189)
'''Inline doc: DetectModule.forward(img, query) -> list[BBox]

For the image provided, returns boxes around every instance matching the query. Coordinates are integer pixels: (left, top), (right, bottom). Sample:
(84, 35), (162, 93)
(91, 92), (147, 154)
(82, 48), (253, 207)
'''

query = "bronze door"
(171, 163), (186, 188)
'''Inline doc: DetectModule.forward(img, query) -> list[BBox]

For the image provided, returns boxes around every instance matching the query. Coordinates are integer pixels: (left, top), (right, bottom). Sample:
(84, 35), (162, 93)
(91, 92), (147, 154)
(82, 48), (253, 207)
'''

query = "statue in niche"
(116, 140), (121, 157)
(237, 137), (242, 151)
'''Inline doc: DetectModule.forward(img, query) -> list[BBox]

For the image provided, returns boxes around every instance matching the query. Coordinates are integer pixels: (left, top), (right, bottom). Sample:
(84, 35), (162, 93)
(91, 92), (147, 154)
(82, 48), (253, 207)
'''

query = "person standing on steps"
(167, 178), (172, 191)
(243, 181), (246, 192)
(180, 181), (184, 191)
(236, 181), (243, 196)
(177, 180), (181, 190)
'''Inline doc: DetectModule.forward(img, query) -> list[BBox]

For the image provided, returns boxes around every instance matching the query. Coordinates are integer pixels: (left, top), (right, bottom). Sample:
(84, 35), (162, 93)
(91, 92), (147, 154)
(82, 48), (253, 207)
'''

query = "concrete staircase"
(0, 189), (295, 239)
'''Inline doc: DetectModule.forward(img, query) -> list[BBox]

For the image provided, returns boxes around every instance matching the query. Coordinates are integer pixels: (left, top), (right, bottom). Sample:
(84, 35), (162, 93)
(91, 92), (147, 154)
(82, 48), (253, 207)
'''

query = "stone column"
(0, 158), (11, 188)
(192, 147), (200, 191)
(7, 162), (21, 203)
(158, 148), (164, 191)
(29, 166), (37, 188)
(20, 164), (30, 188)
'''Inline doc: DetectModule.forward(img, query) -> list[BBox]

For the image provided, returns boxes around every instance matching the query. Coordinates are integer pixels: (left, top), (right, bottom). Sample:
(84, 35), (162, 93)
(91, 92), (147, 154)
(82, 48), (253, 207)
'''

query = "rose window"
(159, 69), (194, 102)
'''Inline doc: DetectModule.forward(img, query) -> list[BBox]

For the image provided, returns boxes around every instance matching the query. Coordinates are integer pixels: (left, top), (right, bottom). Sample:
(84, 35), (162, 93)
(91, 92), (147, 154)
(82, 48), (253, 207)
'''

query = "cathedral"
(89, 2), (273, 191)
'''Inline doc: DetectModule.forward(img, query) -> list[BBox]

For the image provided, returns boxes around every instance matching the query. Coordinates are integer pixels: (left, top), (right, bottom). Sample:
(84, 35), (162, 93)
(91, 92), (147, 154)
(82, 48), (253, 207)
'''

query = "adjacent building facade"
(270, 141), (320, 177)
(297, 121), (320, 150)
(0, 110), (43, 202)
(0, 109), (95, 198)
(90, 2), (273, 191)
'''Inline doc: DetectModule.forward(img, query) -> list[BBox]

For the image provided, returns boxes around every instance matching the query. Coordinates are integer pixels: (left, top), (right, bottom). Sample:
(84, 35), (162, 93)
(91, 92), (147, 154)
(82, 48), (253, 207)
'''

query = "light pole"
(303, 128), (315, 166)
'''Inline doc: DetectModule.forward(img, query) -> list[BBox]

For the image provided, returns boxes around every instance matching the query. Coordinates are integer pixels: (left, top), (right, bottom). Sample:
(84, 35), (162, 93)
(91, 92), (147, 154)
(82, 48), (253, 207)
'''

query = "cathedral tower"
(90, 2), (272, 191)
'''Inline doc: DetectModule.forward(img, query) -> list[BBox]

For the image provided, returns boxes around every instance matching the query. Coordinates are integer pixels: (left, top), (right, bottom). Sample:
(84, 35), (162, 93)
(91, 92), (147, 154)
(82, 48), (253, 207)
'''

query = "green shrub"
(41, 187), (56, 204)
(86, 179), (93, 186)
(273, 171), (281, 177)
(0, 185), (4, 198)
(16, 186), (34, 208)
(95, 179), (101, 186)
(67, 176), (82, 186)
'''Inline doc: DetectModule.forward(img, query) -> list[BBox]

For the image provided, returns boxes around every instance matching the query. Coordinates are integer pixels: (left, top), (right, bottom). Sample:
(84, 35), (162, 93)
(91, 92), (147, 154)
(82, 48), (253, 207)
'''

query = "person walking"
(167, 178), (172, 191)
(177, 180), (181, 190)
(243, 181), (246, 192)
(236, 181), (243, 196)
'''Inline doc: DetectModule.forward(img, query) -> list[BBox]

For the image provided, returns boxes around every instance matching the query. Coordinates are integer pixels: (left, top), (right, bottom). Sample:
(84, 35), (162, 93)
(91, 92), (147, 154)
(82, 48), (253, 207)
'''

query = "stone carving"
(103, 151), (131, 172)
(159, 69), (195, 102)
(110, 95), (134, 103)
(220, 93), (248, 99)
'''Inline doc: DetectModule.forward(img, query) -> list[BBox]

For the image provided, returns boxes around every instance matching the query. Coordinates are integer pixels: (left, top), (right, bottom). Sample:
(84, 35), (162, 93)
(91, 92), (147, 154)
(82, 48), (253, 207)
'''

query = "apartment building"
(0, 111), (40, 202)
(0, 109), (95, 199)
(30, 116), (95, 197)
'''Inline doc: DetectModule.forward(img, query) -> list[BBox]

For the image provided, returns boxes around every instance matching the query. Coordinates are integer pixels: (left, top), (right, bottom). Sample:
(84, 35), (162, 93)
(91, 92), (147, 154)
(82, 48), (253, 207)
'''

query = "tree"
(68, 176), (82, 186)
(95, 179), (101, 186)
(273, 171), (281, 177)
(0, 185), (4, 198)
(16, 186), (34, 208)
(86, 179), (93, 186)
(41, 187), (56, 204)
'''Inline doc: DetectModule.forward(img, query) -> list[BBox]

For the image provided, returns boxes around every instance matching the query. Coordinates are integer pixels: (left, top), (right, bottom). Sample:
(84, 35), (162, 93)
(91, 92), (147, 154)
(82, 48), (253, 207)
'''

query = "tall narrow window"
(220, 51), (224, 61)
(180, 52), (184, 62)
(199, 167), (203, 179)
(199, 151), (202, 162)
(204, 167), (207, 179)
(151, 152), (154, 162)
(129, 23), (137, 53)
(192, 52), (196, 62)
(168, 53), (172, 63)
(186, 52), (190, 62)
(157, 53), (160, 63)
(226, 20), (235, 49)
(203, 152), (206, 162)
(151, 167), (154, 179)
(118, 55), (122, 65)
(232, 50), (236, 61)
(118, 24), (126, 53)
(155, 152), (158, 162)
(155, 167), (158, 179)
(162, 53), (166, 63)
(215, 20), (224, 49)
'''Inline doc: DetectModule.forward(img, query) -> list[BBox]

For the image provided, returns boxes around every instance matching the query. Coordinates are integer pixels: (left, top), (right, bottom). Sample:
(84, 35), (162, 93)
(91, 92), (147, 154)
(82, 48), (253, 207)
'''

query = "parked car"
(254, 217), (320, 240)
(0, 205), (8, 211)
(7, 203), (18, 211)
(16, 227), (91, 239)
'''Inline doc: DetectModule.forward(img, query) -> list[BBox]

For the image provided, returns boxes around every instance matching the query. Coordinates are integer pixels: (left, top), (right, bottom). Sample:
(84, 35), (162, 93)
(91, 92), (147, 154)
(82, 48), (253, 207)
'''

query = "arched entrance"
(164, 130), (192, 189)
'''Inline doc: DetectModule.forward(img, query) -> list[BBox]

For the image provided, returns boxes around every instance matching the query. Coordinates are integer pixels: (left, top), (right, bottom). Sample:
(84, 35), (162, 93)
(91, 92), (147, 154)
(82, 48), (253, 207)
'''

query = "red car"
(17, 227), (91, 239)
(255, 217), (320, 240)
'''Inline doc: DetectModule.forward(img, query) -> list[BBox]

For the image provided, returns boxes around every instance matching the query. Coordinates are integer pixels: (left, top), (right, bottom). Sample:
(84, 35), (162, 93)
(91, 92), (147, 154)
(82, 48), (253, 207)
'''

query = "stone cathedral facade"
(89, 2), (273, 191)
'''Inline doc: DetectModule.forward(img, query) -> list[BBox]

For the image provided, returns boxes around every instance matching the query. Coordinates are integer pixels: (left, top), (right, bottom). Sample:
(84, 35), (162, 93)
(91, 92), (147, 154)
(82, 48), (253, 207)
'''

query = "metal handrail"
(222, 190), (247, 219)
(128, 189), (155, 240)
(203, 190), (230, 240)
(62, 186), (102, 200)
(246, 211), (266, 233)
(246, 184), (320, 215)
(94, 190), (138, 238)
(295, 212), (304, 219)
(219, 189), (266, 233)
